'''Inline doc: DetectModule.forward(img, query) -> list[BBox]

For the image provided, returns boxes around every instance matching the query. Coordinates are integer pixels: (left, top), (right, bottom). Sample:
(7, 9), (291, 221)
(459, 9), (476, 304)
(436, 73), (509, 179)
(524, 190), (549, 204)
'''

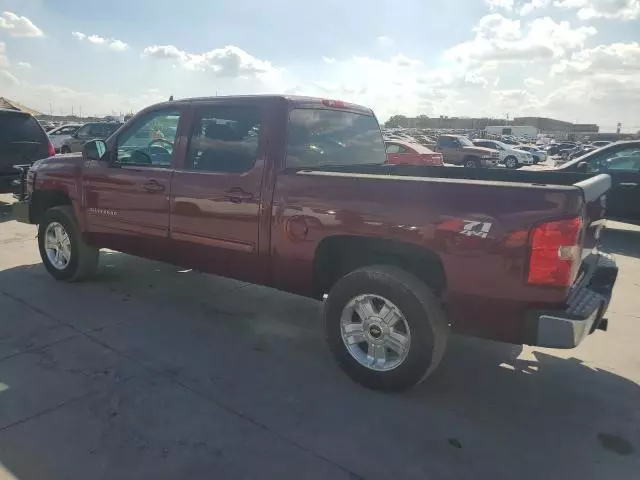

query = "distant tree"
(385, 115), (409, 128)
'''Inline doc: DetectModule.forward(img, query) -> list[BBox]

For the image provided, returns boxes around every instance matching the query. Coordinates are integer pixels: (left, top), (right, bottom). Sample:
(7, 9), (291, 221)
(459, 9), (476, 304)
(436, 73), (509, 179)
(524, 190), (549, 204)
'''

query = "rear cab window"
(285, 107), (386, 168)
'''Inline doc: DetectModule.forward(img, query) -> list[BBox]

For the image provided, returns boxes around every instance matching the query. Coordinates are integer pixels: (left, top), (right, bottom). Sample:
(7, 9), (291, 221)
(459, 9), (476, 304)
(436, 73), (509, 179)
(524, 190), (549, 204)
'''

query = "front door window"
(116, 110), (180, 167)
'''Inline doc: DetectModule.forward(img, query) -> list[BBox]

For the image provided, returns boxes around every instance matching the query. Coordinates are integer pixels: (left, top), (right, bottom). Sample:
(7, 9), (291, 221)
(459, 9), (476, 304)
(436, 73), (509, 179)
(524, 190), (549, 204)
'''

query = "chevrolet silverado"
(13, 95), (618, 391)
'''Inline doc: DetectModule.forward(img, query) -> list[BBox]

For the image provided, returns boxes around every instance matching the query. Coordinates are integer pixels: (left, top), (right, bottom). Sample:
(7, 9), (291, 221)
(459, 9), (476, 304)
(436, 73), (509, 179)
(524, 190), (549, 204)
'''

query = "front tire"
(38, 206), (99, 282)
(464, 157), (481, 168)
(323, 265), (448, 392)
(504, 156), (519, 169)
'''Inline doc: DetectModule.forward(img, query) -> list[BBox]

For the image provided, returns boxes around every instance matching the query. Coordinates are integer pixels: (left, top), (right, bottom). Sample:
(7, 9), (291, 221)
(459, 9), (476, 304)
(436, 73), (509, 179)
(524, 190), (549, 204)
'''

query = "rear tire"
(323, 265), (448, 392)
(38, 206), (99, 282)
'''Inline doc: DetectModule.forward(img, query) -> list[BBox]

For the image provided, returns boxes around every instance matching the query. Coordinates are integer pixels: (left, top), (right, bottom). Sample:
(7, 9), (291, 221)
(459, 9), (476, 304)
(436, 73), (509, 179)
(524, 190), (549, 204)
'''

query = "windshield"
(493, 141), (511, 150)
(457, 136), (474, 147)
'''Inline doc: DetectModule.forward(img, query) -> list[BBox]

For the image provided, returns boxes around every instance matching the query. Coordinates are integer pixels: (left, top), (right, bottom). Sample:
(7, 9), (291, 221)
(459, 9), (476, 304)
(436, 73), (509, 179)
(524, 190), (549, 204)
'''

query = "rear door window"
(185, 105), (262, 173)
(285, 108), (386, 168)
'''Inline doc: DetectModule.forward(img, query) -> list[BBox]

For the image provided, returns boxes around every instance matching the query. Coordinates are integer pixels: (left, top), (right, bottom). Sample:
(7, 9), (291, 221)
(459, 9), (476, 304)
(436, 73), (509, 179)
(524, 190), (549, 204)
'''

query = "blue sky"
(0, 0), (639, 131)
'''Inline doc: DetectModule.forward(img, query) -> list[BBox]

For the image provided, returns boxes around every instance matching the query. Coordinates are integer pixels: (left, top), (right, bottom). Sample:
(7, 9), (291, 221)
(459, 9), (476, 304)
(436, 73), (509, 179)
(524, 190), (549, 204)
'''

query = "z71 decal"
(460, 220), (492, 238)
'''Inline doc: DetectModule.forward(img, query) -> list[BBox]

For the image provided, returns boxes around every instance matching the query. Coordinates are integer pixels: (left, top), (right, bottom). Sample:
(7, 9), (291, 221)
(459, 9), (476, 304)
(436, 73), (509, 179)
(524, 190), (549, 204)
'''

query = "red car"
(385, 140), (444, 166)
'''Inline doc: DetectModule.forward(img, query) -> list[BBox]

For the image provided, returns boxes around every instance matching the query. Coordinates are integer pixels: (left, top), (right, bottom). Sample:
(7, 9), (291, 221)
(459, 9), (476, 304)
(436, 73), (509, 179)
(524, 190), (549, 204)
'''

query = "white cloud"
(554, 0), (640, 20)
(16, 61), (31, 68)
(553, 42), (640, 75)
(285, 52), (492, 120)
(143, 44), (280, 80)
(520, 0), (552, 15)
(87, 34), (106, 44)
(0, 42), (7, 67)
(376, 35), (394, 45)
(0, 11), (43, 37)
(445, 14), (596, 66)
(322, 56), (336, 64)
(524, 77), (544, 86)
(108, 40), (129, 51)
(542, 74), (640, 129)
(476, 13), (522, 40)
(485, 0), (515, 9)
(492, 89), (542, 110)
(72, 31), (129, 51)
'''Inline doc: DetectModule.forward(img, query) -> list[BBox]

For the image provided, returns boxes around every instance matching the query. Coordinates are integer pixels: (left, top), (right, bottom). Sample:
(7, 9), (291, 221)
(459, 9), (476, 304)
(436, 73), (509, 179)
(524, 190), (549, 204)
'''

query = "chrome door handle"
(619, 182), (638, 187)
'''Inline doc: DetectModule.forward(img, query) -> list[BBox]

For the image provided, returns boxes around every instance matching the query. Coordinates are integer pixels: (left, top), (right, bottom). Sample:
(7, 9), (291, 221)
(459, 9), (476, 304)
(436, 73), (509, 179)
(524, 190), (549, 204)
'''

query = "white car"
(47, 124), (82, 152)
(472, 139), (534, 168)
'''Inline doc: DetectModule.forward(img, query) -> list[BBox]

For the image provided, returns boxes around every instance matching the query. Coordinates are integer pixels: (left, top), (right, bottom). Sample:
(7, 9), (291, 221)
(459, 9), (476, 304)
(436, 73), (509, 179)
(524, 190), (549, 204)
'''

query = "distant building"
(387, 114), (600, 138)
(572, 123), (599, 134)
(513, 117), (574, 133)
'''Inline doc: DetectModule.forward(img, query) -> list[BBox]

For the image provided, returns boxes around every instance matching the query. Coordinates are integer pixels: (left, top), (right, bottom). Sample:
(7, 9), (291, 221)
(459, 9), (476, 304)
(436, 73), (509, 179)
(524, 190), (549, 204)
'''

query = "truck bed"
(291, 165), (610, 203)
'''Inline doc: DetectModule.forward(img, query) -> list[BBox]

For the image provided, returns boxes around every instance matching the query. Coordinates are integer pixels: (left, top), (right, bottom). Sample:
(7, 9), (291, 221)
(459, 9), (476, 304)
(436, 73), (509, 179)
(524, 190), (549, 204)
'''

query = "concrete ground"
(0, 194), (638, 480)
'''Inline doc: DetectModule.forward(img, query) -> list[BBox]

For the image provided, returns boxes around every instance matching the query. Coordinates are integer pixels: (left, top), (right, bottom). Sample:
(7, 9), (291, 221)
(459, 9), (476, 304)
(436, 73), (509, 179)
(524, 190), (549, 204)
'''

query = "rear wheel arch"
(313, 235), (447, 299)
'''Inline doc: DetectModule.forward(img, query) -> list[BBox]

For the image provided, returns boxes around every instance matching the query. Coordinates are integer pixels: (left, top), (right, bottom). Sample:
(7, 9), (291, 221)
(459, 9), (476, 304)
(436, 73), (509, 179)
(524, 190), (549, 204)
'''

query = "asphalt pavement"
(0, 194), (638, 479)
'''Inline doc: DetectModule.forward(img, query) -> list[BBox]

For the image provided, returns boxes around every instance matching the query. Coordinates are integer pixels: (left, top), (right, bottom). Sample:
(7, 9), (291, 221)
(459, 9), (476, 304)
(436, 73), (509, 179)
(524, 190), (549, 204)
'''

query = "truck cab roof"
(157, 95), (375, 116)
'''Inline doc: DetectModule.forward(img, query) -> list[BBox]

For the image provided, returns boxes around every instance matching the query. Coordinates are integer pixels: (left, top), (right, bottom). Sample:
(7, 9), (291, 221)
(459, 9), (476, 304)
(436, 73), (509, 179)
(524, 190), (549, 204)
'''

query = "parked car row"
(47, 121), (122, 153)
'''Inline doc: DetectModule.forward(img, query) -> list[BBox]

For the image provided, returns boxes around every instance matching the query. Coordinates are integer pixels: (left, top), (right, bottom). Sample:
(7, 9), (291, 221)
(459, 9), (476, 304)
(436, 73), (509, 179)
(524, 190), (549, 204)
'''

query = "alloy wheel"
(340, 294), (411, 371)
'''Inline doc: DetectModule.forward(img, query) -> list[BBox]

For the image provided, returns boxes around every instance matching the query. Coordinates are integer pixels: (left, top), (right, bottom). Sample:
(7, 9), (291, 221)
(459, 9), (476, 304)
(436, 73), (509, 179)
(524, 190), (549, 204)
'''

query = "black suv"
(0, 108), (53, 192)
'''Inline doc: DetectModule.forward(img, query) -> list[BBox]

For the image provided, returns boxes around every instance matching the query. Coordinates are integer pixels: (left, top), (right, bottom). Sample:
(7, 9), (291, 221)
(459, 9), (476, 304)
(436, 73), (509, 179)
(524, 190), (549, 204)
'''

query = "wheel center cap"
(369, 324), (383, 339)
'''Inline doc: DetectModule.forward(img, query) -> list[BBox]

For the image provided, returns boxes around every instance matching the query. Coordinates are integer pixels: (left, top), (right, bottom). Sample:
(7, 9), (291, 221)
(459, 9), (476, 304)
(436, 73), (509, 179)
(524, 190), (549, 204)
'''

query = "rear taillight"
(527, 217), (583, 287)
(421, 154), (444, 166)
(47, 141), (55, 157)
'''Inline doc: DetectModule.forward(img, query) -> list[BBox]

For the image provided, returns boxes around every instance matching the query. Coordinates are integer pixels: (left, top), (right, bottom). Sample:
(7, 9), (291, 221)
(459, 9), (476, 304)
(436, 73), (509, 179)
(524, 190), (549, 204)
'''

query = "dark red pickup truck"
(13, 95), (618, 391)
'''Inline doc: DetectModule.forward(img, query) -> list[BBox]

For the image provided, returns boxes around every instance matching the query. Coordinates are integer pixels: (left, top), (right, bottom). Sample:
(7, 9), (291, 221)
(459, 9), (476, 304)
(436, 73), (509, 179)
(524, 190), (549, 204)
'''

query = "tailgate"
(574, 173), (611, 253)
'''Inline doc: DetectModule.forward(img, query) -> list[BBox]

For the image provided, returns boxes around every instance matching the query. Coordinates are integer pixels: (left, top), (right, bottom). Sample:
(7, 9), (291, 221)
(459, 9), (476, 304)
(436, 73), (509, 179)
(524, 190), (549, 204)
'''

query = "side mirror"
(577, 161), (588, 173)
(82, 139), (107, 162)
